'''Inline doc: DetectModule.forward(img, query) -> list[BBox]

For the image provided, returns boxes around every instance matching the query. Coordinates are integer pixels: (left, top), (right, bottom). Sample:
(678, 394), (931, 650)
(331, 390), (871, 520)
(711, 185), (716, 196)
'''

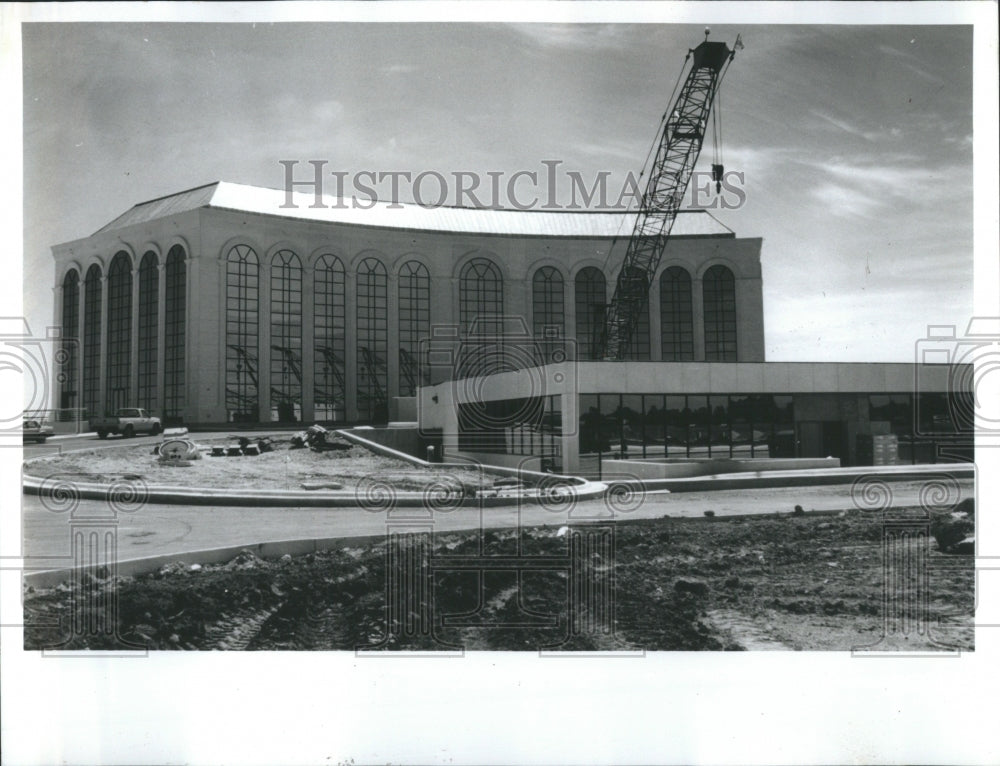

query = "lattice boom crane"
(600, 32), (740, 360)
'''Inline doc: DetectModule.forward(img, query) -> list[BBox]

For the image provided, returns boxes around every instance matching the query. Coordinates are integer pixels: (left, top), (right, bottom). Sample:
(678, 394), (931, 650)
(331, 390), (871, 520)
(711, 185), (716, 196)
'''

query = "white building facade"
(51, 181), (764, 427)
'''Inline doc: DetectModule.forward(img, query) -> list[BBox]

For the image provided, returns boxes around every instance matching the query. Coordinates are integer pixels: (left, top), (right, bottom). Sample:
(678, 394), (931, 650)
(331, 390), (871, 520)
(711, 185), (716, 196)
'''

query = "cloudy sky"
(21, 20), (978, 362)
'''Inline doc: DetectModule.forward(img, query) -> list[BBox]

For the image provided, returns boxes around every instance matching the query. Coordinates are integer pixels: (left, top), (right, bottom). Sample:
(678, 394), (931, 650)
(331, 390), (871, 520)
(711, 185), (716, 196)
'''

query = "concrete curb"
(21, 473), (609, 509)
(609, 462), (976, 493)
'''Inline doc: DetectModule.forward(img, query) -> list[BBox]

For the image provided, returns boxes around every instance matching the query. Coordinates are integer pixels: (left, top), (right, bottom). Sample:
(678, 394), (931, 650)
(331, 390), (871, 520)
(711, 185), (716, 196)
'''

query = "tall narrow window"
(660, 266), (694, 361)
(164, 246), (186, 423)
(620, 266), (651, 361)
(225, 244), (259, 422)
(270, 250), (302, 422)
(575, 267), (606, 361)
(105, 252), (132, 414)
(356, 257), (388, 422)
(458, 258), (503, 376)
(459, 258), (503, 335)
(82, 265), (102, 418)
(532, 266), (565, 364)
(314, 255), (346, 422)
(137, 252), (158, 412)
(398, 260), (430, 396)
(60, 270), (80, 412)
(704, 264), (737, 361)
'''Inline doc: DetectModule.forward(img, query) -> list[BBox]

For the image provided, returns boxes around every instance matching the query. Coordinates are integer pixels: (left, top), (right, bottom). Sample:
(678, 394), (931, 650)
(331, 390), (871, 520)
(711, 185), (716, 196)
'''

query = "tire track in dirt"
(704, 609), (792, 650)
(202, 606), (284, 650)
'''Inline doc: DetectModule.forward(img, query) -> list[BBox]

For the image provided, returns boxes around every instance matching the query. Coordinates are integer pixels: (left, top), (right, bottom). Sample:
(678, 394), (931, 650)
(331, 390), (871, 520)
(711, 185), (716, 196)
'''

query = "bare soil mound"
(23, 508), (973, 652)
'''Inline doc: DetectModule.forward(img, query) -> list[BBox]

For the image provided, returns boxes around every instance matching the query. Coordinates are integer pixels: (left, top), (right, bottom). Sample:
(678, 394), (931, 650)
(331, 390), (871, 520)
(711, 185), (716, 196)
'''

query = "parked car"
(22, 419), (54, 444)
(88, 408), (162, 439)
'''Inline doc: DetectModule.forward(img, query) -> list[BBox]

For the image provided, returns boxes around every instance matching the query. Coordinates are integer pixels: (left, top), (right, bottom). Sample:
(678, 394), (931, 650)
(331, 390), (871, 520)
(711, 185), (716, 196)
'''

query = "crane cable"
(711, 50), (737, 192)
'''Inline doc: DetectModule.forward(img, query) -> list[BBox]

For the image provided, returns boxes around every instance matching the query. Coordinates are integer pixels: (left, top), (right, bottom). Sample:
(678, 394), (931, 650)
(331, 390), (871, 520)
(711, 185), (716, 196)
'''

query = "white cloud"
(382, 64), (417, 75)
(810, 181), (881, 220)
(509, 23), (625, 51)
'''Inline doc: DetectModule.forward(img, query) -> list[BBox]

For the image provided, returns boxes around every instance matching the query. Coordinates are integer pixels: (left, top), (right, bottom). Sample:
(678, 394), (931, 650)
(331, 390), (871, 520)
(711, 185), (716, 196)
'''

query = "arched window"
(459, 257), (503, 336)
(82, 265), (102, 418)
(703, 265), (737, 361)
(356, 257), (388, 422)
(619, 266), (650, 361)
(660, 266), (694, 361)
(60, 270), (80, 412)
(398, 260), (430, 396)
(270, 250), (302, 423)
(105, 252), (132, 413)
(459, 257), (504, 376)
(313, 255), (346, 422)
(137, 252), (158, 412)
(164, 246), (186, 423)
(532, 266), (565, 364)
(225, 244), (259, 422)
(575, 267), (606, 361)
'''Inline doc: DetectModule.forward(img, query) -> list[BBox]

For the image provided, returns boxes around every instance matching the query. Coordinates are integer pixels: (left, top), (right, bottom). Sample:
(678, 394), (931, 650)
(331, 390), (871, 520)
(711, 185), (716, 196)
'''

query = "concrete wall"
(390, 396), (417, 422)
(602, 456), (841, 480)
(349, 425), (423, 459)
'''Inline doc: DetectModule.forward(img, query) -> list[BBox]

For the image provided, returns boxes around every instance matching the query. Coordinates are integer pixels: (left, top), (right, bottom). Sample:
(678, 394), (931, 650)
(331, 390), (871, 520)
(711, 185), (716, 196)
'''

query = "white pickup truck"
(89, 408), (163, 439)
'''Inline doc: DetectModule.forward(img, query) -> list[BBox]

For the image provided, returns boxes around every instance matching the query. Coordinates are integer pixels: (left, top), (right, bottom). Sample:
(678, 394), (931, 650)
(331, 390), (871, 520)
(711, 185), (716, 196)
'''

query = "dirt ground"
(23, 507), (974, 652)
(24, 435), (493, 493)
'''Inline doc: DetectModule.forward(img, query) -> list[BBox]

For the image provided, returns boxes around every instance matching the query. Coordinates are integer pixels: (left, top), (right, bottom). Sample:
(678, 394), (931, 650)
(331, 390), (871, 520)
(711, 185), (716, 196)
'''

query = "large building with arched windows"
(51, 180), (968, 473)
(50, 180), (763, 425)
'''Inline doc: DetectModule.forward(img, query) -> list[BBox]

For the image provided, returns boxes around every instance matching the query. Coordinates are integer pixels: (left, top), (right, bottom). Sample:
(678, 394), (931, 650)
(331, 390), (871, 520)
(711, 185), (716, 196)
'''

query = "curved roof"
(96, 180), (736, 239)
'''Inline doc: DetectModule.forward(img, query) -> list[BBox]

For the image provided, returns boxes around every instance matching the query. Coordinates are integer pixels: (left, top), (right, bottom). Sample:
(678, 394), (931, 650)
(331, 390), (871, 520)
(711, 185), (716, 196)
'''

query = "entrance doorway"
(798, 420), (848, 462)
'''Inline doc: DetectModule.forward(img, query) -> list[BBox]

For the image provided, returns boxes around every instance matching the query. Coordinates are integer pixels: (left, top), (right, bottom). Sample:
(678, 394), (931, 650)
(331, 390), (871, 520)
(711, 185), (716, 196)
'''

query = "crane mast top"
(599, 33), (738, 361)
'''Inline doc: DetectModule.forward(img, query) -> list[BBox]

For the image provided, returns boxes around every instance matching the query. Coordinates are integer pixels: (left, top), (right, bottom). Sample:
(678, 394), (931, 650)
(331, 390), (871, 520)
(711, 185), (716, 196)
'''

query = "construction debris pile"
(289, 424), (352, 452)
(206, 436), (276, 458)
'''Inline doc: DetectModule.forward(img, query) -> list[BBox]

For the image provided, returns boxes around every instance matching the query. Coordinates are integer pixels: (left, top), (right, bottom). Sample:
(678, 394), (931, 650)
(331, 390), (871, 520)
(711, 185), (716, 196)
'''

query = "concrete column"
(565, 272), (577, 361)
(648, 273), (662, 362)
(76, 276), (86, 418)
(561, 387), (579, 474)
(129, 261), (140, 407)
(735, 275), (765, 362)
(98, 273), (109, 415)
(51, 284), (62, 411)
(344, 269), (357, 422)
(692, 275), (706, 362)
(301, 263), (315, 422)
(183, 252), (196, 424)
(386, 270), (400, 403)
(155, 261), (167, 417)
(441, 387), (459, 460)
(259, 257), (271, 423)
(217, 257), (227, 418)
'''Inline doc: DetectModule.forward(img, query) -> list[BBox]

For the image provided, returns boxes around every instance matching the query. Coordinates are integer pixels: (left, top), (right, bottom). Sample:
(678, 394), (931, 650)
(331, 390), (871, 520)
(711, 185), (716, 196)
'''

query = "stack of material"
(290, 425), (351, 452)
(856, 433), (899, 466)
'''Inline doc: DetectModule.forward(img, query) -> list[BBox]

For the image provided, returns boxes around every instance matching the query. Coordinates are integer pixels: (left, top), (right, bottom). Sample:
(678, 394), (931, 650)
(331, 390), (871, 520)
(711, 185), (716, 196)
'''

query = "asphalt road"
(21, 479), (973, 565)
(22, 429), (233, 460)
